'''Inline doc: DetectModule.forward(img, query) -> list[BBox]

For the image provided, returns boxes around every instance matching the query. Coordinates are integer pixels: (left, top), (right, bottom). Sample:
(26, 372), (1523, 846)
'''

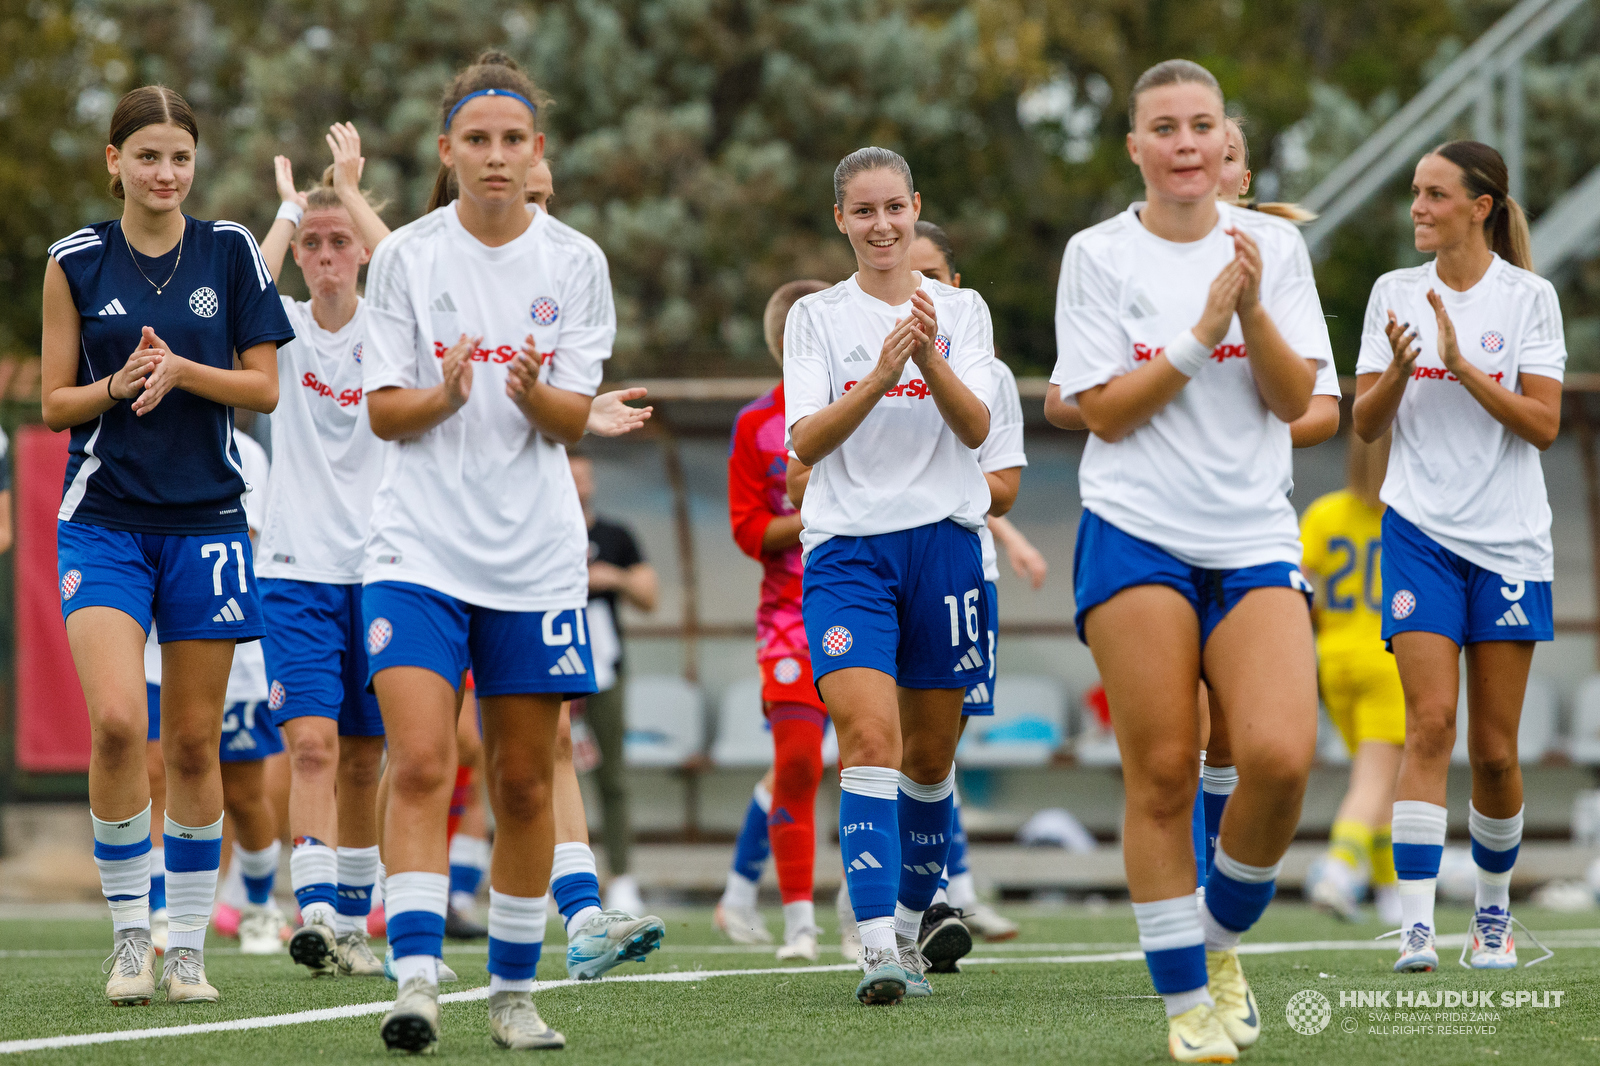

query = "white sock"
(723, 869), (758, 911)
(291, 840), (338, 927)
(488, 889), (547, 993)
(1469, 804), (1521, 912)
(489, 974), (534, 994)
(892, 901), (922, 943)
(858, 915), (895, 954)
(394, 953), (438, 987)
(448, 834), (491, 876)
(1201, 763), (1239, 797)
(373, 862), (385, 908)
(1133, 896), (1211, 1017)
(92, 803), (152, 930)
(1398, 878), (1437, 933)
(220, 858), (247, 909)
(336, 844), (381, 933)
(783, 899), (816, 939)
(566, 906), (602, 939)
(164, 814), (224, 952)
(947, 871), (979, 911)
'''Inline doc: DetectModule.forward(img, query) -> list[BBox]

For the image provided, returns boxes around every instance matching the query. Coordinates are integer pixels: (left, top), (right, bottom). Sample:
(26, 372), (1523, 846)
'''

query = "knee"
(164, 734), (215, 781)
(1243, 744), (1312, 800)
(1126, 755), (1198, 823)
(390, 752), (451, 801)
(489, 769), (553, 823)
(772, 745), (822, 794)
(1406, 698), (1458, 761)
(289, 733), (339, 780)
(1469, 747), (1518, 783)
(900, 747), (954, 786)
(92, 709), (146, 764)
(338, 747), (383, 792)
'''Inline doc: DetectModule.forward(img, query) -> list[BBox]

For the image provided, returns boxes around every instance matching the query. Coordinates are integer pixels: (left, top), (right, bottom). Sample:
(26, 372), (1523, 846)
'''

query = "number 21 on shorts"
(201, 541), (249, 596)
(944, 588), (980, 645)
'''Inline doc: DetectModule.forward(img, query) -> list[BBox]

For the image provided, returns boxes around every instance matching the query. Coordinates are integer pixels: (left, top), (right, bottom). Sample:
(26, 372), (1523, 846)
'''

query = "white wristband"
(1164, 330), (1211, 377)
(275, 201), (304, 226)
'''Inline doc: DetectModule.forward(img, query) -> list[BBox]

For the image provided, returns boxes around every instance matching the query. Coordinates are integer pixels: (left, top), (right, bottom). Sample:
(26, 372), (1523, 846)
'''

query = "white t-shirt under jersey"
(978, 360), (1028, 583)
(361, 203), (613, 611)
(1052, 201), (1340, 569)
(256, 298), (386, 584)
(784, 273), (996, 555)
(1357, 254), (1565, 581)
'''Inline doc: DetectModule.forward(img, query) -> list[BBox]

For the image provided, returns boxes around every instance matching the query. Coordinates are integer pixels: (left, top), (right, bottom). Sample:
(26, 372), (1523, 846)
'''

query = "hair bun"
(319, 164), (337, 188)
(475, 49), (519, 70)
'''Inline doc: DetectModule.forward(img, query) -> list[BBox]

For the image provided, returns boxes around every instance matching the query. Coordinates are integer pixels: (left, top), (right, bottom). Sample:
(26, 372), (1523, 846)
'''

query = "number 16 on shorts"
(944, 588), (980, 646)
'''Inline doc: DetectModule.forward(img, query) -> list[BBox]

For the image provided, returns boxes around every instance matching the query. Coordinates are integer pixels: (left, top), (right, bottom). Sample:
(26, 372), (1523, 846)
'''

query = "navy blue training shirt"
(48, 216), (295, 535)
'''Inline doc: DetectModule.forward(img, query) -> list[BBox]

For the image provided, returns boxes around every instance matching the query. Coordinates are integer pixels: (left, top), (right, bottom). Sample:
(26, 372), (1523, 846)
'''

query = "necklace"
(124, 222), (184, 295)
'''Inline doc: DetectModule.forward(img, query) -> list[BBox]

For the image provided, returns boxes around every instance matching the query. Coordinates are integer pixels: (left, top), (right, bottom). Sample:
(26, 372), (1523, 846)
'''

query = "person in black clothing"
(568, 450), (658, 914)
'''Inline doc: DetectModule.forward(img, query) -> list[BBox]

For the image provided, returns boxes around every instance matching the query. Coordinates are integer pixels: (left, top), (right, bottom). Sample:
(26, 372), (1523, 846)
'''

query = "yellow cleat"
(1167, 1004), (1239, 1063)
(1206, 949), (1260, 1049)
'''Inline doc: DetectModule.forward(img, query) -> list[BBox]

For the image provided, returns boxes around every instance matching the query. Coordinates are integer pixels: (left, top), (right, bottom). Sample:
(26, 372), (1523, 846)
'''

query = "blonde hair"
(1225, 117), (1317, 223)
(762, 280), (830, 365)
(1430, 140), (1533, 271)
(303, 164), (388, 217)
(1129, 59), (1222, 127)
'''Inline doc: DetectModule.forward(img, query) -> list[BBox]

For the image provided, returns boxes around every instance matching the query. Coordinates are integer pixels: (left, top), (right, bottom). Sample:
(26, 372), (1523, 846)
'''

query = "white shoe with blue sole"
(566, 909), (666, 980)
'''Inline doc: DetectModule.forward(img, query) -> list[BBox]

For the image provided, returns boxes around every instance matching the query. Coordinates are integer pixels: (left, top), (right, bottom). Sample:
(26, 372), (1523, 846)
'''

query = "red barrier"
(15, 425), (90, 772)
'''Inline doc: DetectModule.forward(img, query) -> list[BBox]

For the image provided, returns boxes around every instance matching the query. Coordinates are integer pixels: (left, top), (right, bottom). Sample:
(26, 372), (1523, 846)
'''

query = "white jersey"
(977, 360), (1027, 583)
(1052, 202), (1339, 569)
(784, 274), (996, 555)
(147, 432), (270, 702)
(256, 298), (385, 584)
(1357, 254), (1564, 580)
(361, 203), (612, 610)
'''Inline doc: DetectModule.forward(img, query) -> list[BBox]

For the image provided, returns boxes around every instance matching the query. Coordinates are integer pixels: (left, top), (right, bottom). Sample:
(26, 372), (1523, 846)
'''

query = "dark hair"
(107, 86), (199, 199)
(303, 164), (388, 217)
(1430, 140), (1533, 271)
(913, 221), (955, 274)
(833, 146), (913, 207)
(1224, 117), (1317, 223)
(1128, 59), (1222, 128)
(439, 50), (546, 133)
(763, 279), (830, 364)
(425, 165), (457, 213)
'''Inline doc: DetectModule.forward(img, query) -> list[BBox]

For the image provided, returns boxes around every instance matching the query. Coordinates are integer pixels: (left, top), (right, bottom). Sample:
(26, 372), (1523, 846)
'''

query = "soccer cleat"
(212, 902), (241, 939)
(776, 926), (820, 962)
(855, 947), (907, 1006)
(836, 885), (861, 962)
(1390, 922), (1438, 973)
(962, 902), (1019, 942)
(1205, 949), (1259, 1049)
(1460, 906), (1551, 970)
(337, 929), (387, 976)
(565, 909), (666, 980)
(713, 899), (772, 944)
(444, 904), (487, 941)
(149, 908), (169, 956)
(160, 946), (219, 1004)
(381, 975), (441, 1054)
(897, 936), (933, 998)
(103, 928), (156, 1006)
(289, 917), (339, 977)
(1305, 858), (1363, 922)
(439, 958), (458, 983)
(488, 990), (566, 1050)
(238, 903), (285, 956)
(917, 903), (973, 974)
(1167, 1004), (1238, 1063)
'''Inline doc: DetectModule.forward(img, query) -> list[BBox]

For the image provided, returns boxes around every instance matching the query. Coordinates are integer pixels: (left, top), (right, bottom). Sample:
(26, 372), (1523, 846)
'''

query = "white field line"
(7, 933), (1600, 1054)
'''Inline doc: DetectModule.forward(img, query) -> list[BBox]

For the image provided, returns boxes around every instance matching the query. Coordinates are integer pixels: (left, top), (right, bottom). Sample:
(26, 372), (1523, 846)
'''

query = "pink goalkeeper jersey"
(728, 383), (808, 661)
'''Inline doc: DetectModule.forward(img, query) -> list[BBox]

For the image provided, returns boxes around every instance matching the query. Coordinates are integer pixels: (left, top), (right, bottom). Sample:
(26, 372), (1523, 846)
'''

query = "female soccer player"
(255, 123), (393, 979)
(1352, 141), (1563, 973)
(1052, 60), (1339, 1061)
(42, 85), (292, 1006)
(721, 277), (832, 960)
(361, 52), (608, 1053)
(786, 146), (996, 1006)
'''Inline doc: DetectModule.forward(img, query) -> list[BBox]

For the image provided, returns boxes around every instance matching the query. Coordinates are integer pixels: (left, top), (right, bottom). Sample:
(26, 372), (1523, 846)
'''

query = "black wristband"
(107, 374), (116, 401)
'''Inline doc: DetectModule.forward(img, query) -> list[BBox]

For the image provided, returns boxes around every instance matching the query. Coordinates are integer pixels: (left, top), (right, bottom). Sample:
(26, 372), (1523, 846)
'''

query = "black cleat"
(443, 905), (487, 941)
(918, 902), (973, 974)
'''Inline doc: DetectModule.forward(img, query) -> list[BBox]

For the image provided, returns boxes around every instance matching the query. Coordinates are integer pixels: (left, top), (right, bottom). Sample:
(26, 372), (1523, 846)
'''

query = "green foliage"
(0, 0), (1593, 376)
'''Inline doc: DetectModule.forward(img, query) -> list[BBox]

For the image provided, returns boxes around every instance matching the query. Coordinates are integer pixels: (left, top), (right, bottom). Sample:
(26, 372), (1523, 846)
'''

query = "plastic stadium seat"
(710, 677), (771, 767)
(623, 675), (705, 767)
(1573, 676), (1600, 765)
(1451, 674), (1558, 765)
(958, 675), (1065, 768)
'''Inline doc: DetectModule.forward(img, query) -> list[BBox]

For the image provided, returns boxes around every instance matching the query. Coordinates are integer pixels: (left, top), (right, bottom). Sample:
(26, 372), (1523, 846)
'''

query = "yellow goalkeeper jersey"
(1299, 489), (1387, 659)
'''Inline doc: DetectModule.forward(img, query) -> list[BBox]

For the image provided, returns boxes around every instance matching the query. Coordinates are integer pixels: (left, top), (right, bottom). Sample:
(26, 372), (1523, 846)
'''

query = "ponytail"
(1226, 118), (1317, 224)
(425, 164), (458, 213)
(1430, 140), (1533, 271)
(304, 162), (388, 216)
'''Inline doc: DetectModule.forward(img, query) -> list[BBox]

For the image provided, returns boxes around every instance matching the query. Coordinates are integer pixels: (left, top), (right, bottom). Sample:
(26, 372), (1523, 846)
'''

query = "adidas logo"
(902, 861), (941, 875)
(1495, 603), (1531, 627)
(212, 597), (245, 623)
(953, 646), (983, 673)
(432, 292), (457, 313)
(225, 731), (257, 752)
(99, 298), (128, 316)
(848, 851), (883, 872)
(548, 646), (587, 676)
(964, 682), (990, 705)
(843, 344), (871, 363)
(1125, 289), (1158, 319)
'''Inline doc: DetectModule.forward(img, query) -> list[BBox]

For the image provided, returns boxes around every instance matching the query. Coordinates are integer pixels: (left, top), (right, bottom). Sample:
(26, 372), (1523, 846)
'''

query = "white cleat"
(1459, 906), (1553, 970)
(1306, 858), (1363, 922)
(160, 946), (219, 1004)
(149, 908), (169, 956)
(103, 928), (156, 1006)
(381, 975), (440, 1054)
(337, 929), (387, 976)
(238, 903), (284, 956)
(776, 926), (820, 962)
(289, 917), (339, 977)
(1206, 949), (1259, 1049)
(488, 990), (565, 1050)
(1168, 1004), (1238, 1063)
(961, 902), (1019, 942)
(713, 900), (772, 945)
(1389, 922), (1438, 973)
(836, 883), (861, 963)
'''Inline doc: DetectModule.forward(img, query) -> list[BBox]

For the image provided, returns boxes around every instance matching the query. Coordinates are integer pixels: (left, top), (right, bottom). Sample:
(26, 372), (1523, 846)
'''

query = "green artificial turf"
(2, 904), (1599, 1064)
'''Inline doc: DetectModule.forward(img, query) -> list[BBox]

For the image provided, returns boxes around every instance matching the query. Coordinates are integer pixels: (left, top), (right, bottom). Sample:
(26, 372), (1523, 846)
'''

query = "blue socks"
(731, 784), (772, 884)
(1202, 846), (1279, 949)
(1134, 896), (1211, 1016)
(1200, 763), (1237, 881)
(551, 841), (603, 938)
(149, 844), (167, 912)
(487, 889), (547, 992)
(386, 871), (448, 969)
(839, 766), (900, 937)
(290, 835), (339, 926)
(235, 840), (280, 906)
(894, 769), (955, 940)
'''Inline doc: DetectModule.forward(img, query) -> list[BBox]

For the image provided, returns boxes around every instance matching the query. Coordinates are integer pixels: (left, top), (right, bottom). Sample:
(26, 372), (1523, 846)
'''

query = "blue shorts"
(1072, 510), (1312, 647)
(260, 579), (384, 736)
(147, 684), (284, 762)
(362, 581), (598, 699)
(802, 519), (988, 690)
(58, 521), (264, 643)
(1380, 509), (1553, 647)
(962, 581), (1000, 715)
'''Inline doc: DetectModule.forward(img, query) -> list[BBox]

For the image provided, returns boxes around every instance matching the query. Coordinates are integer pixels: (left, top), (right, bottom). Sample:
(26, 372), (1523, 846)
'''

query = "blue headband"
(445, 87), (537, 131)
